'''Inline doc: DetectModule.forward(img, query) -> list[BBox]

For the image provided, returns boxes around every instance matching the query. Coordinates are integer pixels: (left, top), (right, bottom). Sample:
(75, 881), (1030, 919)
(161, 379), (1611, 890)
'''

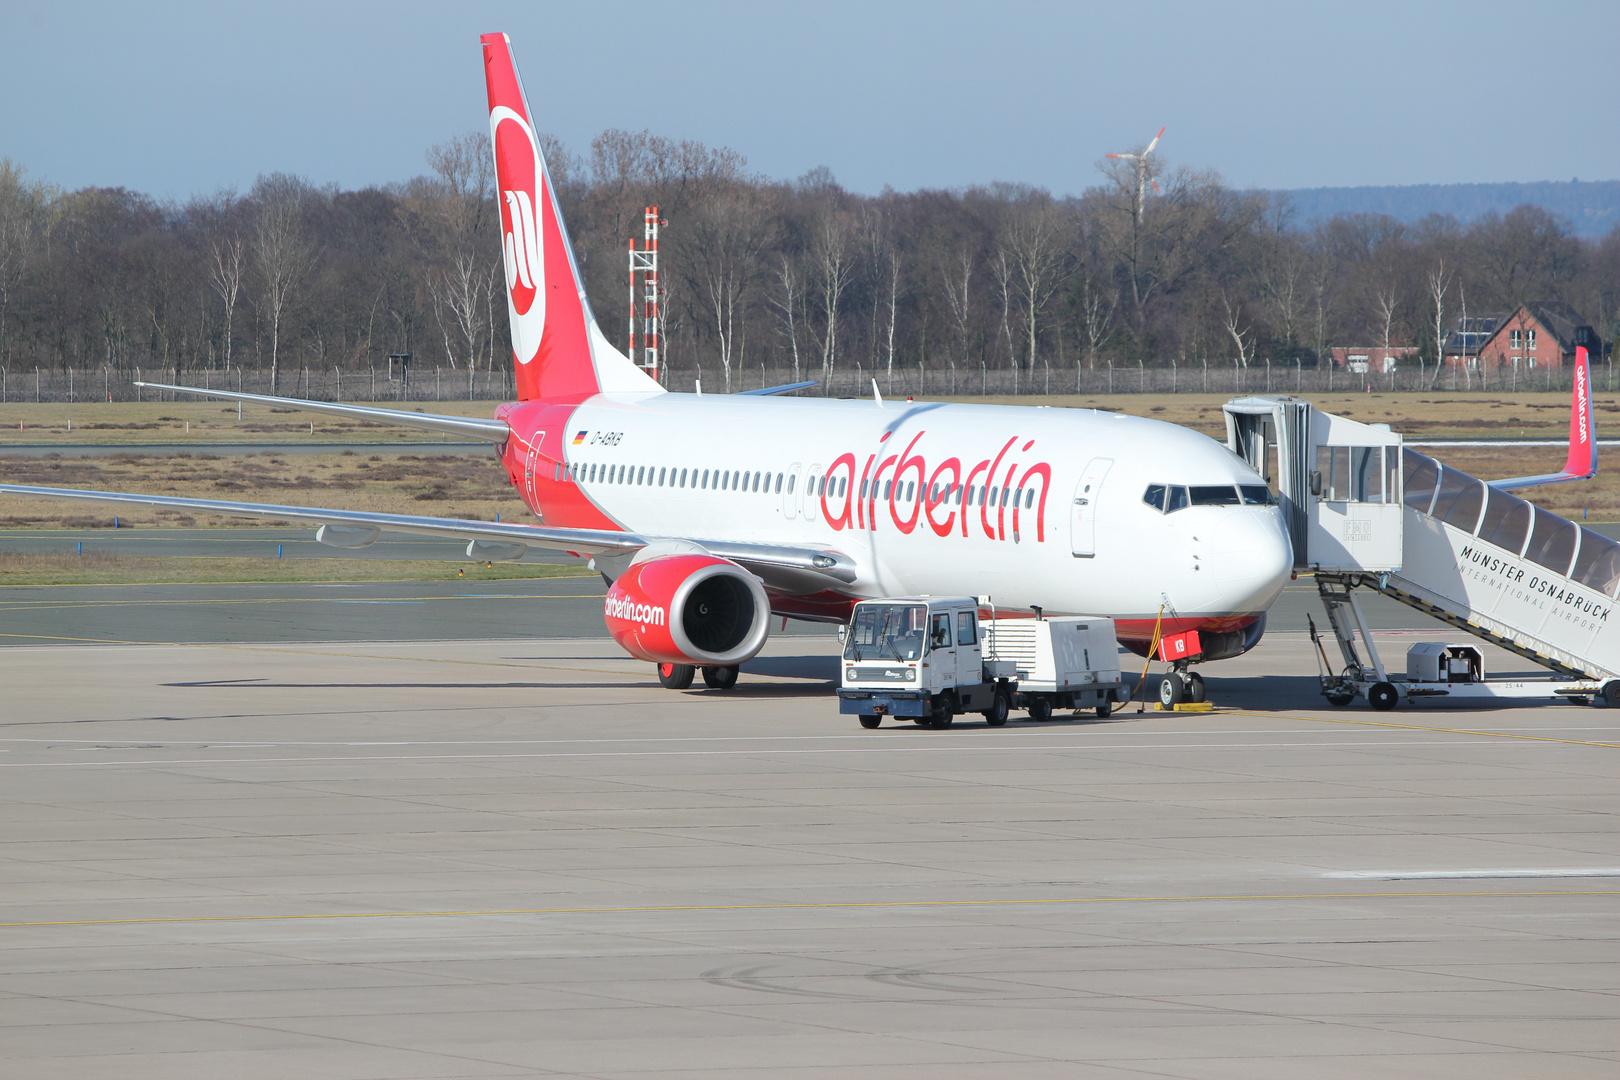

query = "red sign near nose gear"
(1157, 630), (1202, 663)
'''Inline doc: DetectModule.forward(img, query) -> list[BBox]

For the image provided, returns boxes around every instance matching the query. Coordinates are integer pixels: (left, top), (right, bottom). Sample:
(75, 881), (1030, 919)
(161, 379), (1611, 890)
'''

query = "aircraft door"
(524, 443), (542, 511)
(783, 464), (802, 519)
(1070, 457), (1114, 558)
(803, 464), (822, 522)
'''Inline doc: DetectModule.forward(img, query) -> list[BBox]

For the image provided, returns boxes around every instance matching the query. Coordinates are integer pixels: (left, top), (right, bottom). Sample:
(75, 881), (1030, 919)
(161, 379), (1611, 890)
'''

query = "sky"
(2, 0), (1617, 203)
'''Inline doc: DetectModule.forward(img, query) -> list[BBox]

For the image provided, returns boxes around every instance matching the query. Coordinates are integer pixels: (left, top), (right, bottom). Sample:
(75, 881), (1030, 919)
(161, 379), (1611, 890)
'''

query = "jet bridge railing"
(1338, 447), (1620, 682)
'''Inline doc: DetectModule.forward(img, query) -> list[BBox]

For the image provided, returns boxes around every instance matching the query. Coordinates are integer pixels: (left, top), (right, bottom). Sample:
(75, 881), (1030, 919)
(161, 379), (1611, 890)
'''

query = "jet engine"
(602, 553), (771, 666)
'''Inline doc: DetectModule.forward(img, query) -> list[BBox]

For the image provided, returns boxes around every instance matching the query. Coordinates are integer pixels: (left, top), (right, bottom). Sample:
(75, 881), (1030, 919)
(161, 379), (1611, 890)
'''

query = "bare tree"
(1426, 259), (1452, 389)
(250, 174), (316, 394)
(1221, 290), (1253, 369)
(686, 188), (769, 392)
(768, 256), (804, 383)
(1077, 272), (1119, 389)
(1373, 282), (1399, 383)
(940, 246), (976, 396)
(1003, 198), (1068, 381)
(992, 249), (1017, 391)
(807, 211), (854, 388)
(208, 236), (244, 370)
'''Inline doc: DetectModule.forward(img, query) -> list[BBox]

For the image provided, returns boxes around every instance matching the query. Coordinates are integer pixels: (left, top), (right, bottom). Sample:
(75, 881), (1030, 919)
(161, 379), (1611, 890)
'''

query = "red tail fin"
(1564, 345), (1596, 478)
(481, 33), (659, 402)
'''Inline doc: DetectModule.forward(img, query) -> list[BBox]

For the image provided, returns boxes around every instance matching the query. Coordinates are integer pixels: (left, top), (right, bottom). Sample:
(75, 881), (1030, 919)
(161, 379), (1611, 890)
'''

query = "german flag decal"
(572, 430), (588, 445)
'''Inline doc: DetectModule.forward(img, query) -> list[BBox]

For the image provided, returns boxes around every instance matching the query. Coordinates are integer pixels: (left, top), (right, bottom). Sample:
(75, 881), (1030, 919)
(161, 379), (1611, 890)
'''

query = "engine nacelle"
(603, 553), (771, 666)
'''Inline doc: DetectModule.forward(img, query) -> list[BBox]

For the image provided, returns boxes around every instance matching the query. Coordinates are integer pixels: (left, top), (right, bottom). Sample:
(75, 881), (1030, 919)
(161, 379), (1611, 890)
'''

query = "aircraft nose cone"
(1207, 510), (1293, 611)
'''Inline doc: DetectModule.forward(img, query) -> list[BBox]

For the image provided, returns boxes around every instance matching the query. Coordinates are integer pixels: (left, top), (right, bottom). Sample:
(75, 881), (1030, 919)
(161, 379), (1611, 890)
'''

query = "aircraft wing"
(133, 381), (511, 443)
(0, 484), (859, 586)
(1489, 346), (1597, 490)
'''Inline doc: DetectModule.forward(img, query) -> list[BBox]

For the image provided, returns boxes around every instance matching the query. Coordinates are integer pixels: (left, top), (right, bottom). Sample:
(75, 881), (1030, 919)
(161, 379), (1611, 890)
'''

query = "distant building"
(1441, 314), (1506, 368)
(1469, 302), (1605, 371)
(1329, 346), (1417, 374)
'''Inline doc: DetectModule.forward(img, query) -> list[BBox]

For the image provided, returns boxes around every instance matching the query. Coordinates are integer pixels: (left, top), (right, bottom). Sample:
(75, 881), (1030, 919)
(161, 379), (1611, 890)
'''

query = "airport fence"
(0, 358), (1604, 405)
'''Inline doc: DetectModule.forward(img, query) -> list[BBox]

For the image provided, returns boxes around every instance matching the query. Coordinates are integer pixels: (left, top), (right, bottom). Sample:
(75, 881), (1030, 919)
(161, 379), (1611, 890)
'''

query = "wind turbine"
(1106, 126), (1165, 223)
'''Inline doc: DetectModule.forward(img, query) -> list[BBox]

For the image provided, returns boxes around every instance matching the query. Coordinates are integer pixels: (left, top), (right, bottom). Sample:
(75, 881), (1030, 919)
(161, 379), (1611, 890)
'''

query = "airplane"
(0, 32), (1295, 704)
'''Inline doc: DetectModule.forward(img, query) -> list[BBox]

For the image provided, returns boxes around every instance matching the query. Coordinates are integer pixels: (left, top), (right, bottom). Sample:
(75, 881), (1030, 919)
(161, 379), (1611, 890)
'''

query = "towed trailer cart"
(837, 596), (1124, 729)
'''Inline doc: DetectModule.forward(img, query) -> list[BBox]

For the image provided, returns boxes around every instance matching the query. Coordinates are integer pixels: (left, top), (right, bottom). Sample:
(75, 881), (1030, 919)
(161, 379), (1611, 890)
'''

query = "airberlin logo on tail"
(490, 105), (545, 365)
(605, 595), (667, 627)
(1575, 354), (1590, 449)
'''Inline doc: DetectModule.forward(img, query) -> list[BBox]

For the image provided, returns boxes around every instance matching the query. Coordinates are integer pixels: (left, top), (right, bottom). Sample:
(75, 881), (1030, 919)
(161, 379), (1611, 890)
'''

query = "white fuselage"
(507, 392), (1292, 638)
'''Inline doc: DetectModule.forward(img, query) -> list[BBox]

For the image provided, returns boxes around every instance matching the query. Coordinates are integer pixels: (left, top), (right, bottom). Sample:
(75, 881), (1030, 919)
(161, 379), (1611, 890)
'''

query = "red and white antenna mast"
(627, 206), (664, 383)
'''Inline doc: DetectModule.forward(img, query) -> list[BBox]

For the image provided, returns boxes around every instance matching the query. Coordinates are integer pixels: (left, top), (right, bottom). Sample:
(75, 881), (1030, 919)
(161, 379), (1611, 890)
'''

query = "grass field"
(1, 391), (1616, 584)
(0, 551), (592, 587)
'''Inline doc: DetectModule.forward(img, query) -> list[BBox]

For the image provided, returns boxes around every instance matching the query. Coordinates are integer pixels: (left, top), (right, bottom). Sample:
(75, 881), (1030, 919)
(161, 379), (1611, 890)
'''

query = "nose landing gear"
(1157, 665), (1207, 707)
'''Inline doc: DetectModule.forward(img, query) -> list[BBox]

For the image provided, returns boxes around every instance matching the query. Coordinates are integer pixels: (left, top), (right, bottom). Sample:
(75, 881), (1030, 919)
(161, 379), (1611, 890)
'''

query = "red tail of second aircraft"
(481, 33), (658, 403)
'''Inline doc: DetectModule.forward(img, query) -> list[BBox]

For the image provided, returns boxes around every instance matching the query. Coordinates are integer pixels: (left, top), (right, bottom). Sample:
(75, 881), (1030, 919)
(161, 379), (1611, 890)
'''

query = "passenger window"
(787, 475), (796, 493)
(931, 613), (951, 649)
(1025, 488), (1034, 509)
(957, 611), (978, 646)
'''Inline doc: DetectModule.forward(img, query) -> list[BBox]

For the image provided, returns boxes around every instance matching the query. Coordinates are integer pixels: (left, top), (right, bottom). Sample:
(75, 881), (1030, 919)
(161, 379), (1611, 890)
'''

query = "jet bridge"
(1225, 395), (1620, 708)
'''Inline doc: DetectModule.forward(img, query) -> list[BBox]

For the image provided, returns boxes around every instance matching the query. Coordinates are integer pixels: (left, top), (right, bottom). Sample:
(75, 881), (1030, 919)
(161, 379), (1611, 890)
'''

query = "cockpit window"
(1166, 486), (1189, 512)
(1189, 485), (1241, 506)
(1239, 485), (1277, 506)
(1142, 484), (1166, 511)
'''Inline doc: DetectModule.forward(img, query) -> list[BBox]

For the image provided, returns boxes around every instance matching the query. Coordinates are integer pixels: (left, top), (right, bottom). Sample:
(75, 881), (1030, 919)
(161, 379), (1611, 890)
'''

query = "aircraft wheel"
(1027, 697), (1053, 722)
(1159, 673), (1185, 707)
(858, 714), (882, 729)
(657, 663), (695, 690)
(1368, 682), (1399, 711)
(701, 665), (739, 690)
(983, 688), (1010, 727)
(1186, 672), (1206, 703)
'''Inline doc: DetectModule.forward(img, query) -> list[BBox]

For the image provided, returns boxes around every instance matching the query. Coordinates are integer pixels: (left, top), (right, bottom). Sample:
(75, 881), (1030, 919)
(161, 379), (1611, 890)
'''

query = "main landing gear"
(1157, 665), (1206, 707)
(656, 663), (740, 690)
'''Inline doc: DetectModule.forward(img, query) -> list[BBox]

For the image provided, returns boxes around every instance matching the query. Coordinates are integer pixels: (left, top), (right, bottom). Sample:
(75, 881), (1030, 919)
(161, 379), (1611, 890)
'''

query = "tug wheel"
(1368, 682), (1399, 711)
(858, 714), (882, 729)
(1324, 687), (1356, 707)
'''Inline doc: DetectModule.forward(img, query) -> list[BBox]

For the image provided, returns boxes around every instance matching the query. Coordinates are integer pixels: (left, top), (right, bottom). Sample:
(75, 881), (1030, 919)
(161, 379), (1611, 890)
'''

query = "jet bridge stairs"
(1225, 396), (1620, 709)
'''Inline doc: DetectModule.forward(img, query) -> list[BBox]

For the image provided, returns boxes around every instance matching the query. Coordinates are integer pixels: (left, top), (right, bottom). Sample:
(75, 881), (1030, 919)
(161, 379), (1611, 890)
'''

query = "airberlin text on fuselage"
(604, 595), (667, 626)
(816, 429), (1053, 543)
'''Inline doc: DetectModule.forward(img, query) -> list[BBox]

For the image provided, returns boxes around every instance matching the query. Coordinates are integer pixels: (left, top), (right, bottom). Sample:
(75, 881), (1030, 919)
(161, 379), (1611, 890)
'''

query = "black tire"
(1368, 682), (1399, 711)
(1604, 681), (1620, 708)
(1324, 687), (1356, 707)
(1186, 671), (1206, 703)
(657, 662), (695, 690)
(1159, 673), (1185, 708)
(983, 687), (1010, 727)
(701, 665), (739, 690)
(858, 714), (882, 729)
(1095, 702), (1112, 718)
(1027, 697), (1053, 722)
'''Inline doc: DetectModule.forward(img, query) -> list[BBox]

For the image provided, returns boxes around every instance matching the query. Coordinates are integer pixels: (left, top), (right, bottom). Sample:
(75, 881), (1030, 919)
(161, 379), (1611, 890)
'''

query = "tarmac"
(2, 580), (1618, 1077)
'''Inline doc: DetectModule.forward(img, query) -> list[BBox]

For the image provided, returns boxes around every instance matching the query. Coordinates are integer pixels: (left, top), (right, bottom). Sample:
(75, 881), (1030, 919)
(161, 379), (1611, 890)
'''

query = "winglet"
(1489, 345), (1597, 489)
